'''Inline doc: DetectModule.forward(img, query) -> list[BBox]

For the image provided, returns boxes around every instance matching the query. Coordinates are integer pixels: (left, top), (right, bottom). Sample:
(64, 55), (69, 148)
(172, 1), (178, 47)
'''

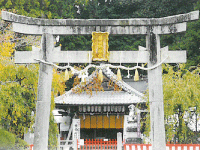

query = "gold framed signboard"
(92, 32), (109, 61)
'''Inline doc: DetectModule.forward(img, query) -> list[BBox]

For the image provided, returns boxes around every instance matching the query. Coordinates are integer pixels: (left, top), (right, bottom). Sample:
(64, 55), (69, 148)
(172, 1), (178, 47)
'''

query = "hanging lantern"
(64, 69), (69, 81)
(134, 69), (139, 81)
(117, 68), (122, 81)
(98, 69), (103, 82)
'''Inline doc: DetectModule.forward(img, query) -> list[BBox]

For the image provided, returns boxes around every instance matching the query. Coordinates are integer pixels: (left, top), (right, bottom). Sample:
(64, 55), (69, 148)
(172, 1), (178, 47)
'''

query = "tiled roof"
(54, 68), (146, 105)
(54, 91), (145, 105)
(102, 68), (144, 97)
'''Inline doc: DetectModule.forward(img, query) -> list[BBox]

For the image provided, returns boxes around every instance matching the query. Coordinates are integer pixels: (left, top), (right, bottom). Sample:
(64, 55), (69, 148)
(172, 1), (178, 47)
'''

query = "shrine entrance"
(2, 10), (199, 150)
(55, 69), (146, 145)
(80, 129), (123, 139)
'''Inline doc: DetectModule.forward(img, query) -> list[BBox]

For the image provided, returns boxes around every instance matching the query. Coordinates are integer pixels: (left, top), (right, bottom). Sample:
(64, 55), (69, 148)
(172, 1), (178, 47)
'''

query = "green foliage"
(48, 111), (59, 148)
(0, 18), (65, 147)
(143, 64), (200, 143)
(163, 64), (200, 143)
(0, 128), (29, 149)
(60, 35), (92, 50)
(15, 137), (29, 149)
(77, 0), (197, 19)
(0, 22), (38, 137)
(0, 128), (15, 149)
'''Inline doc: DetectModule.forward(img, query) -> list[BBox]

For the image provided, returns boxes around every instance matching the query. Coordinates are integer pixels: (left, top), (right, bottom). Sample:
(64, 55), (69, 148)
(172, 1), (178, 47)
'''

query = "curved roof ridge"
(102, 67), (144, 97)
(54, 67), (145, 104)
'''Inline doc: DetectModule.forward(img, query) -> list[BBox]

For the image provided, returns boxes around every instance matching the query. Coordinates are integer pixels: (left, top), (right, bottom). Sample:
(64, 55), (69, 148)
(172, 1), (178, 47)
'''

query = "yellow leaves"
(52, 69), (66, 96)
(0, 63), (3, 72)
(0, 42), (15, 57)
(0, 24), (44, 138)
(73, 76), (80, 87)
(0, 26), (15, 59)
(0, 25), (15, 76)
(13, 120), (17, 125)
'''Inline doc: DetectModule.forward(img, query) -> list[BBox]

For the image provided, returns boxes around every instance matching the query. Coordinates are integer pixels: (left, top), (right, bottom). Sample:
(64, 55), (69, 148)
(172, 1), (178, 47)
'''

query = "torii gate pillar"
(33, 33), (54, 150)
(147, 33), (165, 149)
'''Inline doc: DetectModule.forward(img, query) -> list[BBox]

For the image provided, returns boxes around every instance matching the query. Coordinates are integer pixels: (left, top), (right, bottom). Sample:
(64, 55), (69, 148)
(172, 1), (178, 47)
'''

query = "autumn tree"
(0, 12), (66, 147)
(0, 18), (37, 149)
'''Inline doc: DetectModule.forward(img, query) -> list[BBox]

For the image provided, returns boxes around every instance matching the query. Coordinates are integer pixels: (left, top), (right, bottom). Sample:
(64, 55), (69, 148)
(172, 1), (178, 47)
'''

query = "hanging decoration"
(134, 69), (139, 81)
(142, 63), (144, 68)
(64, 69), (69, 81)
(98, 69), (104, 82)
(35, 56), (168, 95)
(117, 68), (122, 81)
(35, 55), (168, 82)
(33, 30), (168, 95)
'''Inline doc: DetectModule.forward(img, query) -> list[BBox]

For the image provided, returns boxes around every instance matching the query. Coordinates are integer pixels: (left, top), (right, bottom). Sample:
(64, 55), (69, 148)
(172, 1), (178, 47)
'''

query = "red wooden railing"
(29, 144), (34, 150)
(78, 139), (117, 150)
(30, 141), (200, 150)
(123, 144), (200, 150)
(124, 144), (151, 150)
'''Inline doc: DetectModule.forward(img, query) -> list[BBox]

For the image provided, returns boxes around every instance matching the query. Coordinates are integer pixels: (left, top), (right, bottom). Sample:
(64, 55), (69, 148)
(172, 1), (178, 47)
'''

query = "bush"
(0, 129), (29, 150)
(0, 129), (15, 149)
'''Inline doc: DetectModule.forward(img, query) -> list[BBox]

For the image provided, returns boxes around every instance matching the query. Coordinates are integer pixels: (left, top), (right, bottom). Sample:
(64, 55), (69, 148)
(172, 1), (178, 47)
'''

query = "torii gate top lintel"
(1, 10), (199, 35)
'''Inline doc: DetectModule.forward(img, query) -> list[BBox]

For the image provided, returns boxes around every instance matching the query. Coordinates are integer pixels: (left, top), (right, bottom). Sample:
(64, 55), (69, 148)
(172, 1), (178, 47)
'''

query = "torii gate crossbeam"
(1, 10), (199, 150)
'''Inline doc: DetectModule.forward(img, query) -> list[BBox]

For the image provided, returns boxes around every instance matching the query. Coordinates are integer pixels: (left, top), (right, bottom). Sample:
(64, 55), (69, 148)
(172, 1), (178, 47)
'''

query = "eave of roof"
(55, 91), (145, 105)
(54, 67), (146, 105)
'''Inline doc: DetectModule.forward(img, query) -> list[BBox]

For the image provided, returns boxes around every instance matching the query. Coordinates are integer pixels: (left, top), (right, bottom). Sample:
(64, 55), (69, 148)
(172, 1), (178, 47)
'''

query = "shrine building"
(54, 67), (147, 141)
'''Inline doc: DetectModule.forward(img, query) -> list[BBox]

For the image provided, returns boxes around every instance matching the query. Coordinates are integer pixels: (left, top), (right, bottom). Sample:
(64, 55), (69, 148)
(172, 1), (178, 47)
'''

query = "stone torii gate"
(2, 10), (199, 150)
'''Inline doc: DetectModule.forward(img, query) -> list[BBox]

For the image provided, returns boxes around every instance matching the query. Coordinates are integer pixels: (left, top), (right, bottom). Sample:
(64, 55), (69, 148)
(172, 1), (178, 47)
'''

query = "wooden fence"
(78, 139), (117, 150)
(29, 140), (200, 150)
(123, 144), (200, 150)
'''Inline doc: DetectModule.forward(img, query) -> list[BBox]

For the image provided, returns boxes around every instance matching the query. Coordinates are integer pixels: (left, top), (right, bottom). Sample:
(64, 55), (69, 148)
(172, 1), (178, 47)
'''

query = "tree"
(0, 18), (38, 149)
(142, 64), (200, 143)
(163, 64), (200, 143)
(0, 12), (66, 147)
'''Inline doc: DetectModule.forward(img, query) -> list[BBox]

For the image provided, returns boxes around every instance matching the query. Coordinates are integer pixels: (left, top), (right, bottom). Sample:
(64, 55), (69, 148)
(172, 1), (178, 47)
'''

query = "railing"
(78, 139), (117, 150)
(60, 140), (74, 150)
(29, 140), (73, 150)
(29, 144), (34, 150)
(123, 144), (200, 150)
(29, 140), (200, 150)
